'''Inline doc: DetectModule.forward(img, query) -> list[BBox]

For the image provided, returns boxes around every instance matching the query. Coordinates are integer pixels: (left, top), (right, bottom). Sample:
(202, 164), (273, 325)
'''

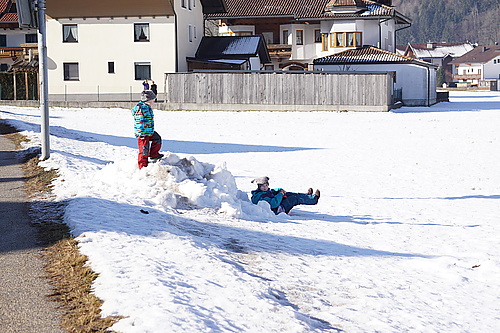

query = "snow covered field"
(1, 91), (499, 332)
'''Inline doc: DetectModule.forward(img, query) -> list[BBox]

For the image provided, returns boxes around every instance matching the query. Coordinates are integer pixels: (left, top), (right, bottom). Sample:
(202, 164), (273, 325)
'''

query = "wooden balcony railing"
(0, 47), (23, 58)
(453, 74), (481, 80)
(267, 44), (292, 59)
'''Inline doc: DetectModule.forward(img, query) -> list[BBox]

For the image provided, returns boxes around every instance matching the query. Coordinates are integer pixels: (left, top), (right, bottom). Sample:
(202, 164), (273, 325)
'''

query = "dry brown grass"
(0, 120), (122, 332)
(45, 238), (123, 332)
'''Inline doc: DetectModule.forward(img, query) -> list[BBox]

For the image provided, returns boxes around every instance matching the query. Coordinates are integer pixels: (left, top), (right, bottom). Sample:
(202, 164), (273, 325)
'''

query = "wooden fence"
(164, 71), (394, 112)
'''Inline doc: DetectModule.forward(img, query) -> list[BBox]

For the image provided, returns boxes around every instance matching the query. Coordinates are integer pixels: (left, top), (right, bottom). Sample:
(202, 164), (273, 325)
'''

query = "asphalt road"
(0, 129), (65, 333)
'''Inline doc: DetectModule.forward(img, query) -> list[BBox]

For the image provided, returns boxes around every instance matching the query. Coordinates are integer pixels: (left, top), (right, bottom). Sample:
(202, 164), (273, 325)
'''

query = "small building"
(187, 35), (271, 71)
(314, 46), (437, 106)
(450, 45), (500, 90)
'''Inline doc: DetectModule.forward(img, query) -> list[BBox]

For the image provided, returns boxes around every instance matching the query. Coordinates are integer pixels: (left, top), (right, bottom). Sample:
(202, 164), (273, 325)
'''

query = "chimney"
(427, 42), (435, 49)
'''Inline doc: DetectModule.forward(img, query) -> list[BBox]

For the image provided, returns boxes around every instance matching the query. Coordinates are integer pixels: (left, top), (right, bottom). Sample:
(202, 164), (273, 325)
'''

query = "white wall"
(380, 19), (396, 52)
(314, 63), (437, 106)
(46, 16), (176, 101)
(249, 56), (261, 70)
(175, 0), (204, 72)
(484, 57), (500, 80)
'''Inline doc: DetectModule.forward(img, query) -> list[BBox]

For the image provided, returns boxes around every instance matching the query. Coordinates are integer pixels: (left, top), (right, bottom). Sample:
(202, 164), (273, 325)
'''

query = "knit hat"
(251, 176), (269, 185)
(141, 90), (156, 102)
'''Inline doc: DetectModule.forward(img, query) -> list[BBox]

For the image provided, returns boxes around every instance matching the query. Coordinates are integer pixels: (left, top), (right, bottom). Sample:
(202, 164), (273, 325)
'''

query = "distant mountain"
(393, 0), (500, 46)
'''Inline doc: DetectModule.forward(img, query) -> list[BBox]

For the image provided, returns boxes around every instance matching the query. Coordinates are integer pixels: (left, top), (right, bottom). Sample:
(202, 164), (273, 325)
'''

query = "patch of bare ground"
(0, 120), (123, 332)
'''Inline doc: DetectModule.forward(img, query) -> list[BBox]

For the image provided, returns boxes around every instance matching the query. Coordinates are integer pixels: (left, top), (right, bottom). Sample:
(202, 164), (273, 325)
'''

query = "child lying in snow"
(250, 176), (320, 215)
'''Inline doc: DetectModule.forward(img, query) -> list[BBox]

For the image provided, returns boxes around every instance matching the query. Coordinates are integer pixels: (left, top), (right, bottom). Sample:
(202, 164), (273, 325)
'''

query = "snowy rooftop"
(409, 43), (475, 59)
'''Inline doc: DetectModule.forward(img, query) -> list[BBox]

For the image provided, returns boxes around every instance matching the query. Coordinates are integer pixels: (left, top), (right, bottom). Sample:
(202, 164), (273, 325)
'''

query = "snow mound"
(66, 152), (275, 220)
(143, 152), (275, 219)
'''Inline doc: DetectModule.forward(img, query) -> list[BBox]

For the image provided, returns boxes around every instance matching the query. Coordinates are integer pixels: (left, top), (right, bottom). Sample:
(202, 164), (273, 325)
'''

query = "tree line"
(393, 0), (499, 46)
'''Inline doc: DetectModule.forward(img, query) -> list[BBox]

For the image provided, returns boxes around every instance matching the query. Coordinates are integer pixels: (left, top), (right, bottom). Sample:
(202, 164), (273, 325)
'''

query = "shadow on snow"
(1, 117), (318, 155)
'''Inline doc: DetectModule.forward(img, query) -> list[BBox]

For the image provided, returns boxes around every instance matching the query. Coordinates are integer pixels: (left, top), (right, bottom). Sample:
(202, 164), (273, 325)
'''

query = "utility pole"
(37, 0), (50, 160)
(17, 0), (50, 160)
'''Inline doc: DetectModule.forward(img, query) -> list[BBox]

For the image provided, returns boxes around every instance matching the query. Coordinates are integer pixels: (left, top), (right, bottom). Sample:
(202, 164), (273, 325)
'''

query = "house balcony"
(0, 47), (23, 59)
(267, 44), (292, 60)
(453, 74), (481, 81)
(19, 43), (39, 60)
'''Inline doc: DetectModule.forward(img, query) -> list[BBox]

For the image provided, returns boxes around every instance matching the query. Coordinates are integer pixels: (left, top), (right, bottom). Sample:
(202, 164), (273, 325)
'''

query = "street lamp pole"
(37, 0), (50, 160)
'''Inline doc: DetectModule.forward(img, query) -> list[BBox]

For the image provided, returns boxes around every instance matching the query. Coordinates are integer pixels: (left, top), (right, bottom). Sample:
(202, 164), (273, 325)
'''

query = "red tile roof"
(208, 0), (401, 20)
(0, 0), (18, 23)
(0, 12), (17, 22)
(313, 46), (435, 67)
(0, 0), (8, 14)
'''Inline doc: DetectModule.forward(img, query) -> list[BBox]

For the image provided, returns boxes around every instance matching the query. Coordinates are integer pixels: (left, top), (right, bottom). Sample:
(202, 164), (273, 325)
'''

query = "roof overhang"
(187, 58), (248, 65)
(46, 0), (174, 19)
(200, 0), (227, 14)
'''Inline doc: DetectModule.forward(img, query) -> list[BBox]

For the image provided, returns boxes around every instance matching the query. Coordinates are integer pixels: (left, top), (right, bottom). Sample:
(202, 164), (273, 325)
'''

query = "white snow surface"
(1, 91), (499, 332)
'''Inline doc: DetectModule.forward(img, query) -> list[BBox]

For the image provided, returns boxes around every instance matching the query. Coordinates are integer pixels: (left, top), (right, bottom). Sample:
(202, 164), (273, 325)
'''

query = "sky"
(1, 90), (499, 332)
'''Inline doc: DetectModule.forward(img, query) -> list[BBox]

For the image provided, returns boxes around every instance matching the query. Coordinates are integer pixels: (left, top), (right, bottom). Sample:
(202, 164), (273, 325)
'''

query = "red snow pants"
(137, 131), (162, 169)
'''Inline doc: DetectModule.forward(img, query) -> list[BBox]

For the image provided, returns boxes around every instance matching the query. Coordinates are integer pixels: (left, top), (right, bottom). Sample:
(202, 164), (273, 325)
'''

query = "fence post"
(97, 85), (100, 102)
(13, 71), (17, 101)
(164, 73), (168, 103)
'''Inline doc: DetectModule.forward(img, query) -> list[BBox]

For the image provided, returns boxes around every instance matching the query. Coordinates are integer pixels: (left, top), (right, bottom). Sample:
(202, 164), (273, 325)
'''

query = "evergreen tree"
(436, 66), (446, 87)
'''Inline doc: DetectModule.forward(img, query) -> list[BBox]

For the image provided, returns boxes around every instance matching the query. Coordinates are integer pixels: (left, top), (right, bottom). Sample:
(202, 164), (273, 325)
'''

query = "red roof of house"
(313, 46), (436, 67)
(208, 0), (408, 22)
(0, 0), (8, 13)
(450, 45), (500, 64)
(0, 0), (18, 22)
(0, 12), (17, 22)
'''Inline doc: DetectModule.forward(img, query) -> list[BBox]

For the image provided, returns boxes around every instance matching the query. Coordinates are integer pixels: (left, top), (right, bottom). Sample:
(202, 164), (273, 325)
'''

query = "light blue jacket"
(132, 101), (154, 137)
(251, 188), (284, 209)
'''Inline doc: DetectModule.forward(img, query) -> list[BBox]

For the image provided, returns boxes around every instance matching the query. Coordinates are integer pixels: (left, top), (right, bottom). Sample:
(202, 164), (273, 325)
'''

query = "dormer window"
(63, 24), (78, 43)
(134, 23), (150, 42)
(325, 0), (367, 14)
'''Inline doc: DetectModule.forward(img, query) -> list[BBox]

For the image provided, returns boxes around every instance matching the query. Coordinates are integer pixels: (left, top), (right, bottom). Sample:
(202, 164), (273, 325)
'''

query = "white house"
(313, 46), (438, 106)
(450, 45), (500, 90)
(45, 0), (226, 101)
(208, 0), (411, 70)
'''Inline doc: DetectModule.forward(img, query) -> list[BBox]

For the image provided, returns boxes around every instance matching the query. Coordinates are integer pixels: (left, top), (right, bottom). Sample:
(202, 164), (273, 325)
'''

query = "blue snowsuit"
(251, 188), (319, 214)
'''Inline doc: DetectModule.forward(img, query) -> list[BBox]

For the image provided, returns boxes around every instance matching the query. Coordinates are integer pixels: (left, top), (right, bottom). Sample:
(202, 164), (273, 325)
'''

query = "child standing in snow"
(132, 90), (163, 169)
(251, 176), (320, 214)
